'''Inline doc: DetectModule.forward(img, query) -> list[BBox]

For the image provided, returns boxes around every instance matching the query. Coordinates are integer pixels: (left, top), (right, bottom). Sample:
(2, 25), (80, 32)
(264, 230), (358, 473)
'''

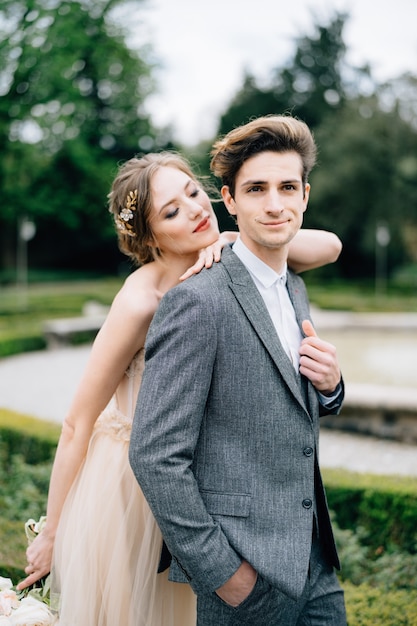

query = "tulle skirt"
(51, 409), (196, 625)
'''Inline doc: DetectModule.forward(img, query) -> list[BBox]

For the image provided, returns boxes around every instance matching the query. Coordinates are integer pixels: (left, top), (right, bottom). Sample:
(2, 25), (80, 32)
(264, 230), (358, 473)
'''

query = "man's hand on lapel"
(299, 320), (341, 395)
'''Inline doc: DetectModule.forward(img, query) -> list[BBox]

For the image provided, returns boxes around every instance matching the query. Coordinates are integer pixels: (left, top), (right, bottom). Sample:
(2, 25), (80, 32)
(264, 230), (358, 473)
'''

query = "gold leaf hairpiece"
(116, 189), (138, 236)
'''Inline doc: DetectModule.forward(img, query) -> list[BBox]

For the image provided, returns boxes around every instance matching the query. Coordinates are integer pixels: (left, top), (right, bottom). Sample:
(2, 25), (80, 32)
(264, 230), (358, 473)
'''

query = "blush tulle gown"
(51, 349), (196, 625)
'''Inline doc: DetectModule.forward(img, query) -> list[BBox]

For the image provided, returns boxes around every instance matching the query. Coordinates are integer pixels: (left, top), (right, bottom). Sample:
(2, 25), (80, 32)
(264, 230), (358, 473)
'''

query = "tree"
(210, 10), (417, 280)
(307, 94), (417, 278)
(0, 0), (166, 274)
(217, 12), (352, 138)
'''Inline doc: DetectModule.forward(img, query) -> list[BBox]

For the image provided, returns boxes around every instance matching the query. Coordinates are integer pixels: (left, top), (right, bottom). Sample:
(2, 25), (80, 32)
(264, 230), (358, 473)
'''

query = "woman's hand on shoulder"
(179, 231), (238, 281)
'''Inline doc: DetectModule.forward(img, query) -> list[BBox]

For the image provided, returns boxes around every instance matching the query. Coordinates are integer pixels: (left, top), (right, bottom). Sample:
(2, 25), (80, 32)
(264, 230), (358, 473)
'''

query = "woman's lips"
(194, 217), (210, 232)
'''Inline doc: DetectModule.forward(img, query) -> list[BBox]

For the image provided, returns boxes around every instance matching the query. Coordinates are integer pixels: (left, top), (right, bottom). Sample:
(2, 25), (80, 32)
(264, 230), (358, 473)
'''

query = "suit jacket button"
(303, 446), (313, 457)
(302, 498), (313, 509)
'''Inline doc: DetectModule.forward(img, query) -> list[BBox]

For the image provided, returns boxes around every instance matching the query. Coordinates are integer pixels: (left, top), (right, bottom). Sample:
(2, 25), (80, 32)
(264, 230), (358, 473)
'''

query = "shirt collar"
(232, 236), (287, 288)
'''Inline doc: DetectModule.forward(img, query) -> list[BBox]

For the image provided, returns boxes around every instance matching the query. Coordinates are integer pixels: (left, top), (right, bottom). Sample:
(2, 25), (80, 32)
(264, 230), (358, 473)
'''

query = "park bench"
(42, 302), (109, 349)
(42, 315), (107, 349)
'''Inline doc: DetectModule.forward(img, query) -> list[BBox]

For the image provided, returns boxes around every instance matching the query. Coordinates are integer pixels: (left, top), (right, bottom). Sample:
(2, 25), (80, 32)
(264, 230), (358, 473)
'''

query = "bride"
(17, 151), (341, 625)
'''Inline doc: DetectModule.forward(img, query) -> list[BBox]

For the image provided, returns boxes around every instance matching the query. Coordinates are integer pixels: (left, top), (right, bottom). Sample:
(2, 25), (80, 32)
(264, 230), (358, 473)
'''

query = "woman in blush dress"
(18, 151), (341, 625)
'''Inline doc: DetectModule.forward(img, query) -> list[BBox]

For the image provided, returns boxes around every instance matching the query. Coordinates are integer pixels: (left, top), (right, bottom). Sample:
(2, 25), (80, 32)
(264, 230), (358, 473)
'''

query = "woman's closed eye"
(165, 207), (179, 219)
(164, 187), (201, 219)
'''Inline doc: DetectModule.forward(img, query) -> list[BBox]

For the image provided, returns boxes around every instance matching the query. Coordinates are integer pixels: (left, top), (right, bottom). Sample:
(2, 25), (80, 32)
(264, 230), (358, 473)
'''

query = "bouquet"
(0, 580), (55, 626)
(0, 517), (56, 626)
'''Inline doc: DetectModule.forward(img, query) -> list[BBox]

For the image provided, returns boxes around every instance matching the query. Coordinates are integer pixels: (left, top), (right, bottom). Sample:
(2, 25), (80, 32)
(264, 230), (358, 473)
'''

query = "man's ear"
(221, 186), (236, 216)
(302, 182), (310, 212)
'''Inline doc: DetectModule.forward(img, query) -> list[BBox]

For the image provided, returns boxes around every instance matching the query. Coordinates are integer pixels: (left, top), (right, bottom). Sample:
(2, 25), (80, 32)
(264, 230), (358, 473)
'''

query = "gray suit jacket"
(129, 245), (343, 600)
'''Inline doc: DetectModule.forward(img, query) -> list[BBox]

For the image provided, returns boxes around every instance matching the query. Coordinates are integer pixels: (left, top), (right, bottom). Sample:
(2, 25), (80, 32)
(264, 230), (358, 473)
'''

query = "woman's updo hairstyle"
(108, 151), (199, 266)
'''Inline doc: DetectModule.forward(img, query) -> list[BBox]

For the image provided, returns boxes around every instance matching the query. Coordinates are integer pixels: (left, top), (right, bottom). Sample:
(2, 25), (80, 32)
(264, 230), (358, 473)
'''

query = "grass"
(0, 273), (416, 357)
(303, 276), (417, 312)
(0, 277), (122, 354)
(1, 276), (121, 315)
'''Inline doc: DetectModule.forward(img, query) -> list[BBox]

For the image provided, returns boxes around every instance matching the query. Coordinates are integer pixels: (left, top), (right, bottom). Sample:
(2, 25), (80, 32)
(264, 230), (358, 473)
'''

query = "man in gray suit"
(130, 115), (347, 624)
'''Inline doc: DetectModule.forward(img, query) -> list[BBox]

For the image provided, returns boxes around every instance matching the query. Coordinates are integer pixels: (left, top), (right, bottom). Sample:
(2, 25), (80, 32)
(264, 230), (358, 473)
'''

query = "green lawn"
(0, 274), (416, 357)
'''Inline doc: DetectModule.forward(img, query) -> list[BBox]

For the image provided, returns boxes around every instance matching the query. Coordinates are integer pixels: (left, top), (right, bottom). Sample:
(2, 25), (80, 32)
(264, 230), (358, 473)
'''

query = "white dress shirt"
(232, 236), (341, 407)
(232, 236), (302, 370)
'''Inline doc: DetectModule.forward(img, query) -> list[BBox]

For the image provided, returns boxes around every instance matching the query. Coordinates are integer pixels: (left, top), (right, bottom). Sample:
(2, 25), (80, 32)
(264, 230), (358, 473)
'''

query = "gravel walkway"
(0, 345), (416, 478)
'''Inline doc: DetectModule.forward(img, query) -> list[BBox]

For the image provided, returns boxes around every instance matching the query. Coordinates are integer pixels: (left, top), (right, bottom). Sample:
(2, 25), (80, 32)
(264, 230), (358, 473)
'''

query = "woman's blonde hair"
(108, 152), (200, 266)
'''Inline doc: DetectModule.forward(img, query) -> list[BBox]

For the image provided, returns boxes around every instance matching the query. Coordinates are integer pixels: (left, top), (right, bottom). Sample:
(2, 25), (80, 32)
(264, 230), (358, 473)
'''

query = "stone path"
(1, 344), (416, 478)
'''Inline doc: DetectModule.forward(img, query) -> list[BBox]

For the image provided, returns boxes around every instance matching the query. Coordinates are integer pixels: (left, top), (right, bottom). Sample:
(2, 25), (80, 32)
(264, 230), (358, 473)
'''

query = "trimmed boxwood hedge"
(0, 518), (28, 581)
(0, 335), (47, 358)
(323, 468), (417, 554)
(1, 410), (417, 621)
(0, 410), (60, 582)
(343, 581), (417, 625)
(0, 408), (60, 464)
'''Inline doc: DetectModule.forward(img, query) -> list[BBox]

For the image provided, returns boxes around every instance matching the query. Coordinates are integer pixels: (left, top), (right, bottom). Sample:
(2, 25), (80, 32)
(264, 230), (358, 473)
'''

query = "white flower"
(0, 580), (13, 593)
(0, 589), (19, 617)
(1, 518), (55, 625)
(24, 517), (47, 545)
(9, 597), (55, 626)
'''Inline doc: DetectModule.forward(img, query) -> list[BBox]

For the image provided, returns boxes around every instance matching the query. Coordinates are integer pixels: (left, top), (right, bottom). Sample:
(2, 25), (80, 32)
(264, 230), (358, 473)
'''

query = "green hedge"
(1, 411), (417, 620)
(344, 581), (417, 625)
(323, 469), (417, 554)
(0, 409), (60, 464)
(0, 518), (27, 581)
(0, 409), (58, 526)
(0, 410), (59, 582)
(0, 335), (47, 358)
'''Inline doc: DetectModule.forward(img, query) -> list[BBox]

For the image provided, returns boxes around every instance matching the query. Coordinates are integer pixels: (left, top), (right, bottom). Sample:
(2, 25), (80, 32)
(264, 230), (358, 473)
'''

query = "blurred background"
(1, 0), (417, 363)
(1, 4), (417, 617)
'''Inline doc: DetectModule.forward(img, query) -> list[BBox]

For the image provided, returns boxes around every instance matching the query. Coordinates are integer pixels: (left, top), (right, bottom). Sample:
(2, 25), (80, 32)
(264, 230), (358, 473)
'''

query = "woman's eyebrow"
(158, 179), (193, 213)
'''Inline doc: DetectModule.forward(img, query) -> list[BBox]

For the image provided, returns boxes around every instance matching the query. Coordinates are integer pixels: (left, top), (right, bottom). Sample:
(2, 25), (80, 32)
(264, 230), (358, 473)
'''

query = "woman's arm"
(17, 275), (155, 590)
(288, 229), (342, 273)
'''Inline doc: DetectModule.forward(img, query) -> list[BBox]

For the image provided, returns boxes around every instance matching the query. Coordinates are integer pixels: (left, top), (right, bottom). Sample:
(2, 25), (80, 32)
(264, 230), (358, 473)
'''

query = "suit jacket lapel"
(286, 270), (311, 326)
(286, 270), (319, 416)
(222, 247), (308, 413)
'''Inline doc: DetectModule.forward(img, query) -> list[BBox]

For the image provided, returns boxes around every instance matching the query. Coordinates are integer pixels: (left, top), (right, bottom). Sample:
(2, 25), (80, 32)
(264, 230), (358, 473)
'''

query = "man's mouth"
(256, 219), (288, 226)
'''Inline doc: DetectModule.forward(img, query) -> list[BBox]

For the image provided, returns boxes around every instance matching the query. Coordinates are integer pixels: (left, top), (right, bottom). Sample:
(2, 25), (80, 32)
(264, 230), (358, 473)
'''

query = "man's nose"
(265, 190), (284, 213)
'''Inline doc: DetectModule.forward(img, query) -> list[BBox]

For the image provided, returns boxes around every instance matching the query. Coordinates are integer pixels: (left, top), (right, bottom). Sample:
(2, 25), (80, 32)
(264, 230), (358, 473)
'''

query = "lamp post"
(16, 216), (36, 310)
(375, 221), (390, 297)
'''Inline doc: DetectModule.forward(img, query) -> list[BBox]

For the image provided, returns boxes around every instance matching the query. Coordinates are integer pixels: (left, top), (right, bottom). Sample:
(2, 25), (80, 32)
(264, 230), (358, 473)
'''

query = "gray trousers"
(196, 535), (347, 626)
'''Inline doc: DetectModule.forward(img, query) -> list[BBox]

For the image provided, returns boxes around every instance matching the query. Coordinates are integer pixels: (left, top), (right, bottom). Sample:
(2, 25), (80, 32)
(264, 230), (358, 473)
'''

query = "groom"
(129, 114), (347, 624)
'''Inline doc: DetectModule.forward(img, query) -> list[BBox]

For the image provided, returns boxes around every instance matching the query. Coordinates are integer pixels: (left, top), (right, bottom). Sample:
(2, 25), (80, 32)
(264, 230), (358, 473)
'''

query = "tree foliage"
(217, 12), (351, 137)
(0, 0), (170, 272)
(205, 12), (417, 280)
(1, 6), (417, 281)
(309, 96), (417, 277)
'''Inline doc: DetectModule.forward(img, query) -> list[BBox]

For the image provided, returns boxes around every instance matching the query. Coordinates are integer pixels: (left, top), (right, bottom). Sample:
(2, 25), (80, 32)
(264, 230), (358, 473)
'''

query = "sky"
(127, 0), (417, 145)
